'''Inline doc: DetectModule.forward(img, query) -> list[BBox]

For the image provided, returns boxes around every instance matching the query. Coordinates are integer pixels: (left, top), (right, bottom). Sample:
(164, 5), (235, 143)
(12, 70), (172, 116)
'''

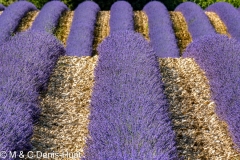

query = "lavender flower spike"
(143, 1), (179, 58)
(66, 1), (100, 56)
(31, 1), (68, 33)
(183, 34), (240, 151)
(175, 2), (216, 40)
(83, 30), (179, 160)
(110, 1), (134, 33)
(206, 2), (240, 41)
(0, 1), (36, 44)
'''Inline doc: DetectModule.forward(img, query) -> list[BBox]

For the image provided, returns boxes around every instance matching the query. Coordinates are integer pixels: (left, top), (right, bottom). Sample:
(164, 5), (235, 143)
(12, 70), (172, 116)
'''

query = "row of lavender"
(0, 0), (240, 158)
(0, 1), (97, 156)
(0, 2), (36, 43)
(72, 1), (240, 58)
(0, 1), (98, 56)
(176, 2), (240, 41)
(83, 0), (240, 157)
(78, 0), (240, 56)
(0, 0), (100, 156)
(174, 2), (240, 151)
(0, 1), (67, 44)
(0, 1), (67, 158)
(84, 30), (179, 159)
(183, 35), (240, 151)
(83, 2), (177, 158)
(0, 30), (64, 158)
(1, 1), (240, 56)
(0, 0), (177, 57)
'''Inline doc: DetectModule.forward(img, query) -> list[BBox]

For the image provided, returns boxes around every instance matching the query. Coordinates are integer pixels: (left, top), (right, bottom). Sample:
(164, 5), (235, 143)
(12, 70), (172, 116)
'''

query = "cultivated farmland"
(0, 1), (240, 160)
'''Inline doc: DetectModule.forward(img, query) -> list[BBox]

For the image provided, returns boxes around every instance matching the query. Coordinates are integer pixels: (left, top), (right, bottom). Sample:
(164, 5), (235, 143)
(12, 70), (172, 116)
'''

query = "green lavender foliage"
(27, 0), (49, 9)
(0, 0), (16, 6)
(188, 0), (240, 9)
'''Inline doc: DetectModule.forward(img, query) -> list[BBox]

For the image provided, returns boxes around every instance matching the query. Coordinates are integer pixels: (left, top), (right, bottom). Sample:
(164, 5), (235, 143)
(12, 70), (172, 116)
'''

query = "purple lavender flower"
(31, 1), (68, 33)
(83, 30), (178, 160)
(143, 1), (179, 58)
(66, 1), (100, 56)
(110, 1), (134, 33)
(0, 30), (65, 94)
(183, 34), (240, 151)
(175, 2), (216, 40)
(206, 2), (240, 41)
(0, 4), (5, 11)
(0, 30), (65, 156)
(0, 1), (37, 44)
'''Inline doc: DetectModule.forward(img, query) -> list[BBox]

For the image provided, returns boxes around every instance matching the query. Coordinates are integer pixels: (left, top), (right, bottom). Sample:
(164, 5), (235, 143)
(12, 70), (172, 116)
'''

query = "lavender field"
(0, 1), (240, 160)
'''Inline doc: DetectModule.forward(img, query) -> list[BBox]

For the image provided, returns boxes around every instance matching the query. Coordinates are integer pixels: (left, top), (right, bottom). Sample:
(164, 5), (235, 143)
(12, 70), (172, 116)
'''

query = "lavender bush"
(143, 1), (179, 58)
(0, 1), (36, 44)
(206, 2), (240, 41)
(0, 4), (5, 10)
(83, 30), (178, 160)
(175, 2), (216, 40)
(31, 1), (68, 33)
(66, 1), (99, 56)
(0, 30), (65, 157)
(110, 1), (134, 33)
(183, 34), (240, 150)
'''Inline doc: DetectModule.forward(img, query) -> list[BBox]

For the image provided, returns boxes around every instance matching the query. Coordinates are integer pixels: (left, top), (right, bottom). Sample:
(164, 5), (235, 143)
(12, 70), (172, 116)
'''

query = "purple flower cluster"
(31, 1), (68, 33)
(143, 1), (179, 58)
(206, 2), (240, 41)
(110, 1), (134, 33)
(0, 1), (36, 44)
(183, 34), (240, 150)
(66, 1), (100, 56)
(175, 2), (216, 40)
(0, 4), (5, 11)
(0, 30), (65, 156)
(83, 30), (178, 160)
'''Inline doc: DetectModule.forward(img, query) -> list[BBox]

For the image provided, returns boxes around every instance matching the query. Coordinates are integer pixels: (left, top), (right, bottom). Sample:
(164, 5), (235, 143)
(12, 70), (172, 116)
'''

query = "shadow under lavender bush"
(0, 4), (5, 10)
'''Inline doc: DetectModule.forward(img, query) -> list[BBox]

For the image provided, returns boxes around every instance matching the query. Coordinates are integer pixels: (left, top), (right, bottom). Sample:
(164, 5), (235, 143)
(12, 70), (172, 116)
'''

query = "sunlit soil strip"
(134, 11), (149, 40)
(205, 11), (231, 37)
(169, 12), (192, 55)
(55, 11), (74, 46)
(159, 58), (240, 160)
(92, 11), (110, 55)
(15, 11), (39, 32)
(32, 56), (97, 159)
